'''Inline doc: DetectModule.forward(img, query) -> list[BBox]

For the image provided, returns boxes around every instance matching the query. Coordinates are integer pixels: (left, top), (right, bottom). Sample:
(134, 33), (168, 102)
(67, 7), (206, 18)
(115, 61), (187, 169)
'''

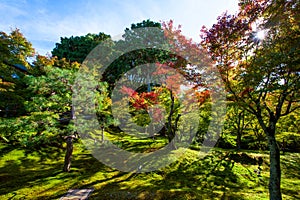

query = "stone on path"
(60, 188), (94, 200)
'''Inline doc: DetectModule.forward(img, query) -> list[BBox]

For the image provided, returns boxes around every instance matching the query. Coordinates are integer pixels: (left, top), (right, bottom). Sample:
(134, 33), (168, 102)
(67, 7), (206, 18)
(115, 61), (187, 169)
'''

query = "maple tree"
(161, 20), (225, 150)
(200, 0), (300, 199)
(115, 19), (215, 149)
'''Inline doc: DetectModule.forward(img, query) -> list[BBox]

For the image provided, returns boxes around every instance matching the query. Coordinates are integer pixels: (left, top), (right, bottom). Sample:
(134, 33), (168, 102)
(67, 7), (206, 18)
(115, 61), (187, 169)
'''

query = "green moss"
(0, 143), (299, 199)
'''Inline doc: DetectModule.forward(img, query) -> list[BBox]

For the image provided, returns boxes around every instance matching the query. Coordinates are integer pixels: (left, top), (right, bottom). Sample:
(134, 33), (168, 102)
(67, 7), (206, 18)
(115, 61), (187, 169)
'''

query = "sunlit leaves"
(0, 29), (34, 117)
(24, 66), (75, 113)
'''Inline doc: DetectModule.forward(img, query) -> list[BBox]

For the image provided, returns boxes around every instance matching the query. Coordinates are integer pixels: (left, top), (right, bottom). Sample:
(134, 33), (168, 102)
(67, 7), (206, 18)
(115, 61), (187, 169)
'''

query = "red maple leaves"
(120, 86), (158, 110)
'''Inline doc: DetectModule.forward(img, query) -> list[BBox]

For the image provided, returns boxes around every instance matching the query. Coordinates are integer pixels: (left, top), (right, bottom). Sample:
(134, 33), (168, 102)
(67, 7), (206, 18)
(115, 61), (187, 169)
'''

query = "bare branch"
(281, 104), (300, 116)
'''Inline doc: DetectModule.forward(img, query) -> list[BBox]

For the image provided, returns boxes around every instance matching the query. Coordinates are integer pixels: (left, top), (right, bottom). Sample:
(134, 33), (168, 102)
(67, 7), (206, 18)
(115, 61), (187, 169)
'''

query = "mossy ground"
(0, 134), (299, 200)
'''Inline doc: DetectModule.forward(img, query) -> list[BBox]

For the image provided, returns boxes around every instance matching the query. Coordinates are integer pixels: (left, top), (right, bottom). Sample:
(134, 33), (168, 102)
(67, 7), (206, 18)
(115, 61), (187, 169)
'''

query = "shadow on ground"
(0, 144), (299, 200)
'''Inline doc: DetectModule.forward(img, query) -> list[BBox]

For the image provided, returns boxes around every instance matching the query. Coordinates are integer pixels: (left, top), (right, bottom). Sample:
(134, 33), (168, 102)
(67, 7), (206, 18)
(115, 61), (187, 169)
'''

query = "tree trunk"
(167, 90), (176, 150)
(236, 111), (244, 150)
(236, 129), (242, 150)
(267, 129), (282, 200)
(257, 115), (282, 200)
(63, 136), (74, 172)
(101, 127), (104, 143)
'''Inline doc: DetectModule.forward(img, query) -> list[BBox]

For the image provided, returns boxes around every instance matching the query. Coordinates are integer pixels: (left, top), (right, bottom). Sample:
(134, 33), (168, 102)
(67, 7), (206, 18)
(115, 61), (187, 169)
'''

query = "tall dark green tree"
(102, 19), (171, 89)
(51, 32), (111, 63)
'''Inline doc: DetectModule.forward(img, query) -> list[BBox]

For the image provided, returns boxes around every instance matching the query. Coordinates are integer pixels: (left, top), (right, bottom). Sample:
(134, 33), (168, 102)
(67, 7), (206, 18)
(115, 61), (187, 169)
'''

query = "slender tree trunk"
(167, 90), (176, 150)
(236, 111), (245, 150)
(236, 127), (242, 150)
(63, 136), (74, 172)
(267, 126), (282, 200)
(236, 112), (242, 150)
(101, 127), (104, 143)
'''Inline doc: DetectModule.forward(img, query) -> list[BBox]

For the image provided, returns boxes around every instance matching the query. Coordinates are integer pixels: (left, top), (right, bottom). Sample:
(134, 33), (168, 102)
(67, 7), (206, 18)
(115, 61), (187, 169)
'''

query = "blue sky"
(1, 0), (239, 56)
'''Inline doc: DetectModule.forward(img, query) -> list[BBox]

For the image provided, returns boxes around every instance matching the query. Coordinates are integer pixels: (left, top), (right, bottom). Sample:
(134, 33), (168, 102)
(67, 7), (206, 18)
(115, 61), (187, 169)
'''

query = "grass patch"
(103, 131), (168, 153)
(0, 141), (299, 199)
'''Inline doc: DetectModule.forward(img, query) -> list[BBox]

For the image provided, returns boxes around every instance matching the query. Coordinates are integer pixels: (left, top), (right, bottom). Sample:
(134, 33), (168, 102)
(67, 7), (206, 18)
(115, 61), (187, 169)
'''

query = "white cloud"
(1, 0), (239, 55)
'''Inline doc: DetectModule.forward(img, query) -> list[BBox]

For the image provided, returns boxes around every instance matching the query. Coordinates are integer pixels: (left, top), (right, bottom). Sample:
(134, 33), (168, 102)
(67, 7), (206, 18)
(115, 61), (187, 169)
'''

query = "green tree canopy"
(200, 0), (300, 199)
(51, 32), (111, 63)
(0, 29), (35, 117)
